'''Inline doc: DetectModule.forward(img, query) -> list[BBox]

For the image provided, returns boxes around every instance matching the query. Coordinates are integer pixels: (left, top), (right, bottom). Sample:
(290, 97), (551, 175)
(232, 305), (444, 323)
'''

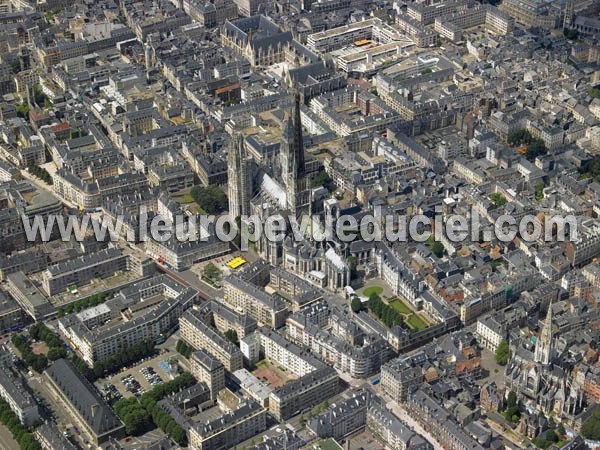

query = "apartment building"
(202, 300), (258, 339)
(257, 327), (318, 376)
(145, 236), (230, 271)
(250, 328), (339, 420)
(269, 366), (338, 420)
(307, 19), (380, 53)
(190, 349), (225, 400)
(41, 248), (153, 296)
(0, 291), (24, 334)
(406, 389), (485, 450)
(182, 0), (238, 27)
(499, 0), (560, 29)
(433, 5), (513, 43)
(5, 271), (56, 320)
(307, 390), (369, 441)
(179, 308), (244, 372)
(375, 244), (420, 303)
(286, 302), (393, 378)
(367, 398), (432, 450)
(188, 400), (266, 450)
(232, 0), (263, 16)
(476, 314), (506, 352)
(396, 14), (437, 47)
(35, 423), (78, 450)
(59, 276), (196, 366)
(52, 170), (148, 209)
(407, 0), (470, 24)
(222, 275), (288, 329)
(561, 219), (600, 267)
(269, 267), (323, 312)
(381, 353), (425, 403)
(0, 358), (40, 426)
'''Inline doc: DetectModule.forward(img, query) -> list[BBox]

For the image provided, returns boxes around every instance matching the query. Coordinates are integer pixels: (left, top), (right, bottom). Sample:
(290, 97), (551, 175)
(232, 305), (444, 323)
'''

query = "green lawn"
(388, 298), (411, 314)
(255, 360), (269, 371)
(407, 314), (429, 330)
(178, 193), (195, 204)
(363, 286), (383, 297)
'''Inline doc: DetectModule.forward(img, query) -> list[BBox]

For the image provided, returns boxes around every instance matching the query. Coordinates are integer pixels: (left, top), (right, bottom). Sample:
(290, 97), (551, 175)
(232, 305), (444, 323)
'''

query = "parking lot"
(96, 350), (179, 401)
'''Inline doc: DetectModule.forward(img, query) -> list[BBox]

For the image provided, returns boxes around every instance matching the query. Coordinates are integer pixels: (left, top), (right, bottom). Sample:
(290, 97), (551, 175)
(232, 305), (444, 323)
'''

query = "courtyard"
(388, 297), (430, 331)
(253, 359), (298, 389)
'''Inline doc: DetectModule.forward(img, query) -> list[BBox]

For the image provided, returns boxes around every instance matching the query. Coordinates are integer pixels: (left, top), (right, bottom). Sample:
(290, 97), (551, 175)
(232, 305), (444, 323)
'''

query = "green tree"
(32, 84), (48, 106)
(507, 391), (517, 409)
(312, 169), (335, 192)
(47, 347), (65, 361)
(546, 429), (559, 443)
(351, 297), (363, 313)
(203, 263), (222, 282)
(190, 186), (228, 214)
(507, 129), (532, 146)
(526, 138), (547, 162)
(490, 193), (507, 207)
(532, 437), (552, 449)
(175, 339), (193, 358)
(224, 329), (238, 345)
(582, 408), (600, 440)
(534, 182), (545, 202)
(556, 423), (565, 436)
(495, 340), (510, 365)
(431, 241), (444, 258)
(579, 155), (600, 182)
(564, 28), (579, 40)
(589, 87), (600, 99)
(16, 102), (29, 119)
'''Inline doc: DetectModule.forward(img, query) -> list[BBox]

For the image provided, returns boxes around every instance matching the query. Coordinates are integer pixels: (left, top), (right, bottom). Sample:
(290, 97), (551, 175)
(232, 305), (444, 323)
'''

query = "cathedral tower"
(534, 301), (554, 365)
(228, 132), (252, 219)
(281, 94), (310, 216)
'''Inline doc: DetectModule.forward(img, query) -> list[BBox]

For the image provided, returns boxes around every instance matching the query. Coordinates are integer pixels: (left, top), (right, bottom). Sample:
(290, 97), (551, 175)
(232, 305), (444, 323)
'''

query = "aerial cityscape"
(0, 0), (600, 449)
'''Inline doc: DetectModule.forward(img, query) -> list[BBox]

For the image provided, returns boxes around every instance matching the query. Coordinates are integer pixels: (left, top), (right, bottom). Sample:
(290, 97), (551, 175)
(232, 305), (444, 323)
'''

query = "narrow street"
(372, 385), (443, 450)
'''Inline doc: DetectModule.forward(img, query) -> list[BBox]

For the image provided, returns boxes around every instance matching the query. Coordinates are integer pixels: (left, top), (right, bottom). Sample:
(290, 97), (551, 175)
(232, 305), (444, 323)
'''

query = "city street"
(373, 385), (443, 450)
(20, 166), (79, 211)
(29, 374), (90, 448)
(0, 424), (20, 450)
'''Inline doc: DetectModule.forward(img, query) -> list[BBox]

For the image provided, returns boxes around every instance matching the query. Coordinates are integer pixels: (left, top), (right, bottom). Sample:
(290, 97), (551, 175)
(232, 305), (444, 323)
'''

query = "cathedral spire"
(281, 92), (310, 216)
(534, 300), (554, 365)
(289, 92), (305, 177)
